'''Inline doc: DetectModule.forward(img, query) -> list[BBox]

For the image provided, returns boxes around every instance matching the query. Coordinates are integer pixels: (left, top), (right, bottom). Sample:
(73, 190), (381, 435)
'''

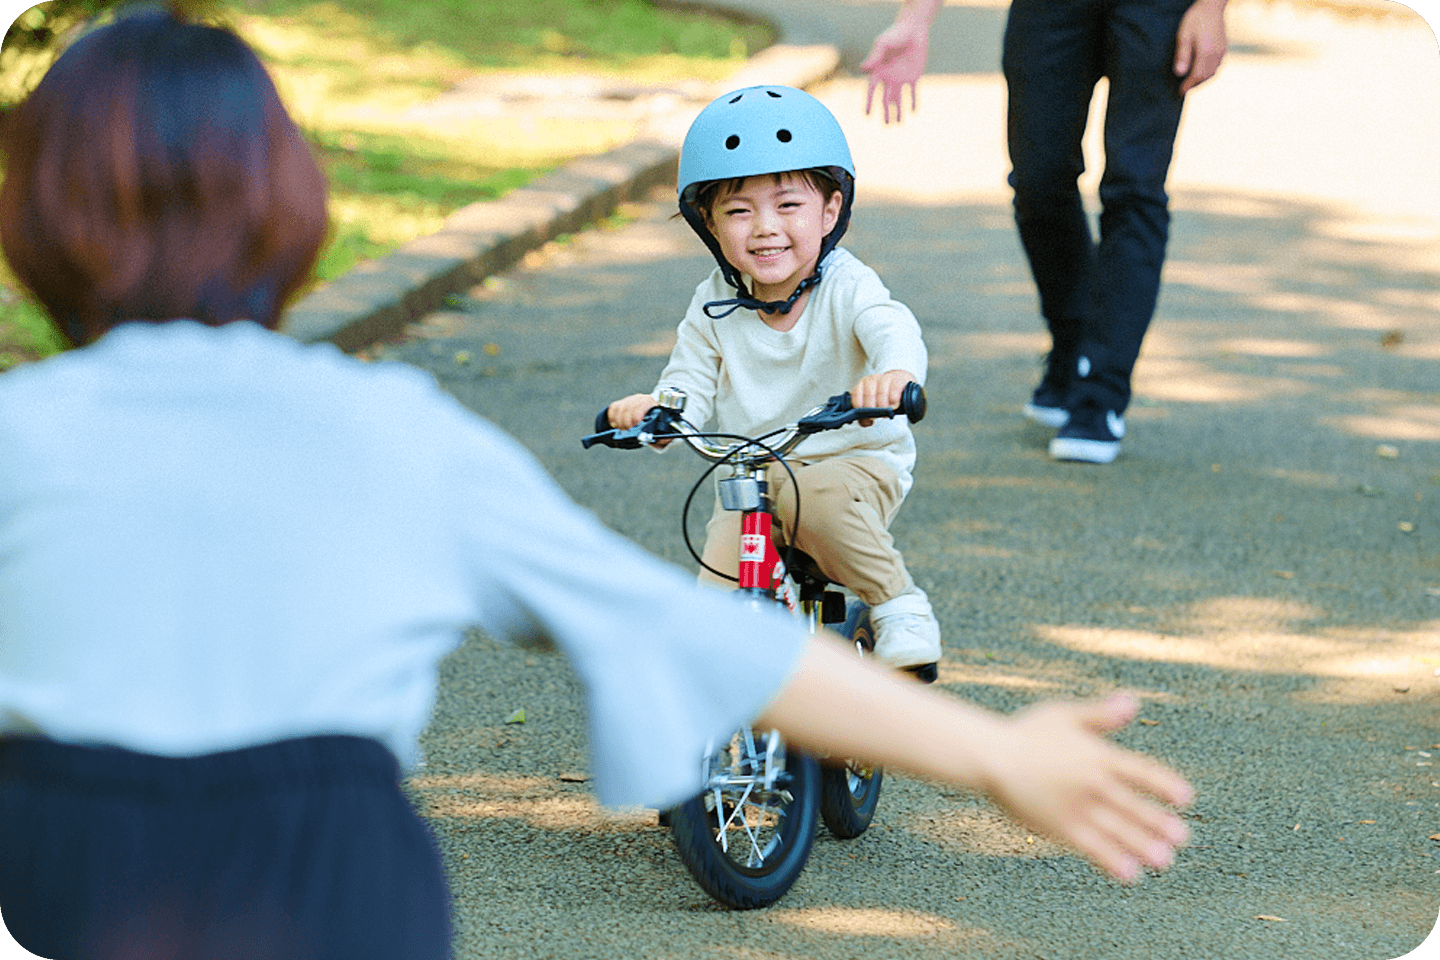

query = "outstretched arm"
(860, 0), (943, 124)
(757, 635), (1194, 883)
(1174, 0), (1229, 95)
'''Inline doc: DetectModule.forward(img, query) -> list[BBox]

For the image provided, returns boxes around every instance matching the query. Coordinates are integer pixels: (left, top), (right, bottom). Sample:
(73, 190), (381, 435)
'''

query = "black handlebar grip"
(900, 382), (927, 423)
(593, 407), (613, 433)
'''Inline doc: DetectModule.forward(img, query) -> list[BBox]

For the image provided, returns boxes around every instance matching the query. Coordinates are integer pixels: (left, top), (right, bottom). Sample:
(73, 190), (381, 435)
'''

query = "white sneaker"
(870, 586), (941, 670)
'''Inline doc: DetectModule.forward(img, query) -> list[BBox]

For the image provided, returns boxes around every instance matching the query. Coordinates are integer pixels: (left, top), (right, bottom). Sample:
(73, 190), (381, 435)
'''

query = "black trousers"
(1003, 0), (1192, 415)
(0, 735), (451, 960)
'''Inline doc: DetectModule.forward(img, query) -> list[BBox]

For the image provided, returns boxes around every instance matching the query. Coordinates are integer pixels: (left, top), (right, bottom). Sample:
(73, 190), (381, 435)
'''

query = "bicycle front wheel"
(819, 601), (884, 839)
(668, 727), (820, 909)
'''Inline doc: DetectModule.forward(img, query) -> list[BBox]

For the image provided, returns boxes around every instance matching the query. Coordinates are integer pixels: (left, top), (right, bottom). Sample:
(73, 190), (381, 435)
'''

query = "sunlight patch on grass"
(241, 0), (766, 76)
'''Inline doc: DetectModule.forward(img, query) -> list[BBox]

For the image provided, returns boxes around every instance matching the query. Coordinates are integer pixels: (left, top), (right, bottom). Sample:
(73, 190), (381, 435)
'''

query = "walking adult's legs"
(1002, 0), (1105, 424)
(1071, 0), (1190, 418)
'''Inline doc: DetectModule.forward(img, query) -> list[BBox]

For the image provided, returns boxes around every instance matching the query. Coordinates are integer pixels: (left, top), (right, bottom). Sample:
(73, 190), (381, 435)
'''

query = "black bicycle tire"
(819, 601), (884, 839)
(668, 745), (821, 909)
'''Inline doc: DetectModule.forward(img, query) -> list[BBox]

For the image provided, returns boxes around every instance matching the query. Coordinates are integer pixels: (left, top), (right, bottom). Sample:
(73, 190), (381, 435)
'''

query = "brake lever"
(797, 382), (927, 434)
(581, 405), (681, 449)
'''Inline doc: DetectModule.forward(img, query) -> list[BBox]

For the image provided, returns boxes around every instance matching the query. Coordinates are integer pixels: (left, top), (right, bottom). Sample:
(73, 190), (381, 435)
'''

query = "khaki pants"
(698, 456), (912, 605)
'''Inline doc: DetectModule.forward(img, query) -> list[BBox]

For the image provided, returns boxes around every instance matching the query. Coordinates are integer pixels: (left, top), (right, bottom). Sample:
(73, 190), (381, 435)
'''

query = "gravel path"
(380, 3), (1439, 957)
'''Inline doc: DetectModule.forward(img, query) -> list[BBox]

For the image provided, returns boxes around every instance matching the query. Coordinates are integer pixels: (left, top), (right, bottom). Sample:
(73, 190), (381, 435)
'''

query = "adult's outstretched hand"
(860, 0), (940, 124)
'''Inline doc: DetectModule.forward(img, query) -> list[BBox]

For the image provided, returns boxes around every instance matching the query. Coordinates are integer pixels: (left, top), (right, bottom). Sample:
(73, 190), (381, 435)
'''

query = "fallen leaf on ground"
(1378, 444), (1400, 459)
(1256, 915), (1289, 923)
(505, 708), (526, 724)
(559, 771), (590, 782)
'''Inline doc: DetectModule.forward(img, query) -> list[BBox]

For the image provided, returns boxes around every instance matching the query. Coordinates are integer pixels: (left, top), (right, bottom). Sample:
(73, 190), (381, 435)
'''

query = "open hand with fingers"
(860, 0), (941, 124)
(979, 693), (1194, 882)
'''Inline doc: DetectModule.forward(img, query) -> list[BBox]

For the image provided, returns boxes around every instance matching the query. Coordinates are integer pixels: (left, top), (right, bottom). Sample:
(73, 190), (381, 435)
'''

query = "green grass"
(0, 0), (773, 369)
(245, 0), (770, 72)
(307, 129), (549, 283)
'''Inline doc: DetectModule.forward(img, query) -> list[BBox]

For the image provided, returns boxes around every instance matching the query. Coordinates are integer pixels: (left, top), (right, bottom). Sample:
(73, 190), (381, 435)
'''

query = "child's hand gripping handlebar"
(581, 382), (926, 456)
(794, 381), (926, 434)
(581, 404), (684, 450)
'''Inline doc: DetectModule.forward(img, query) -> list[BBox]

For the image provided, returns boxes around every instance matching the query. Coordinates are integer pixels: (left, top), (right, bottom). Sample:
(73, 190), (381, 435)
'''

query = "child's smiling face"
(705, 172), (842, 306)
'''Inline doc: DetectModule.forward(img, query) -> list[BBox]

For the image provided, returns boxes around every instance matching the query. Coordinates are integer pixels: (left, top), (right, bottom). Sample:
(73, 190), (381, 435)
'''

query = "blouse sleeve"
(438, 400), (806, 809)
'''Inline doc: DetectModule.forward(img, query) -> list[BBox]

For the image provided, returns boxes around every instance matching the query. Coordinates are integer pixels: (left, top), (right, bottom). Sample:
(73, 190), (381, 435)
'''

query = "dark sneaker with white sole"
(1049, 406), (1125, 463)
(1023, 398), (1069, 429)
(1023, 356), (1072, 428)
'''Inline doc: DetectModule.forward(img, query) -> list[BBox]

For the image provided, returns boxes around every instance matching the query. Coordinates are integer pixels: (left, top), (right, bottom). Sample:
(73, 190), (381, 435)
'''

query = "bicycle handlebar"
(581, 382), (926, 462)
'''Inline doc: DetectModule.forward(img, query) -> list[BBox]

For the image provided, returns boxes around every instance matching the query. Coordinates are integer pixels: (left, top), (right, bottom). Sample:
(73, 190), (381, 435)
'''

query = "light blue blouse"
(0, 320), (805, 807)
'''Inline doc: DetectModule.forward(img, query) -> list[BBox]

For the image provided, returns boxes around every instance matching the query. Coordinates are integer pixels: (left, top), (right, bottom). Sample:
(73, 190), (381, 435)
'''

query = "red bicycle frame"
(732, 473), (798, 614)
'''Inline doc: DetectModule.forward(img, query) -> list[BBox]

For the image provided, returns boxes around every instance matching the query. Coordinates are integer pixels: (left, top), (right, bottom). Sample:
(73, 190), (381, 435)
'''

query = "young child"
(607, 86), (940, 679)
(0, 17), (1189, 957)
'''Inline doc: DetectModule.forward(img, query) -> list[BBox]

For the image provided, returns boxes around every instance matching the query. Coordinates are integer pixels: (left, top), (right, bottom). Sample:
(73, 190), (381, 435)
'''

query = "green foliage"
(1, 0), (237, 108)
(0, 284), (66, 371)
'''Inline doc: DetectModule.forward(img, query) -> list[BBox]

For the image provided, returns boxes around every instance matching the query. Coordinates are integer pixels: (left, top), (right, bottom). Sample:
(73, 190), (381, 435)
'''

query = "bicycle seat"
(780, 548), (850, 627)
(784, 547), (828, 587)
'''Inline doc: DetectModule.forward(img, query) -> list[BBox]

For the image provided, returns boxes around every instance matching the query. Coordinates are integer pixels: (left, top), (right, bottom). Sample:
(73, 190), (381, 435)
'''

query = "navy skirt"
(0, 734), (451, 960)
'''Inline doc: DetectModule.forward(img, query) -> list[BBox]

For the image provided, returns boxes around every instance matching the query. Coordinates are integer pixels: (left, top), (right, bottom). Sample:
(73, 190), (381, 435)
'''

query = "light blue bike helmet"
(678, 85), (856, 317)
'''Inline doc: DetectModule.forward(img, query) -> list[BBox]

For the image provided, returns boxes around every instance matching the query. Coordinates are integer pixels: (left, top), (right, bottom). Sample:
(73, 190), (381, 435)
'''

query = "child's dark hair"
(0, 6), (328, 346)
(693, 167), (844, 222)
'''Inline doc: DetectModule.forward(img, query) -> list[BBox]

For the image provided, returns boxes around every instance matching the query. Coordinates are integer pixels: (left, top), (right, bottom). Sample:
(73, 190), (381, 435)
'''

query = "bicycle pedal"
(904, 662), (939, 684)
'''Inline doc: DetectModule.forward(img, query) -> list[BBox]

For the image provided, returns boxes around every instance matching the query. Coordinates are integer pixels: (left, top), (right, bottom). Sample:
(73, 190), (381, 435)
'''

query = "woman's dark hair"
(0, 6), (328, 346)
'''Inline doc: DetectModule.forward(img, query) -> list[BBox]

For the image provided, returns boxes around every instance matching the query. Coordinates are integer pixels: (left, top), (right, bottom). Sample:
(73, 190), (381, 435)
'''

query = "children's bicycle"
(582, 383), (926, 909)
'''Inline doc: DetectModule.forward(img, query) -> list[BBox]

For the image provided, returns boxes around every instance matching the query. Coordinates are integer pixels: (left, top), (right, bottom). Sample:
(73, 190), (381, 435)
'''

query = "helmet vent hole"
(729, 94), (743, 104)
(725, 134), (740, 150)
(766, 90), (782, 98)
(776, 129), (792, 143)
